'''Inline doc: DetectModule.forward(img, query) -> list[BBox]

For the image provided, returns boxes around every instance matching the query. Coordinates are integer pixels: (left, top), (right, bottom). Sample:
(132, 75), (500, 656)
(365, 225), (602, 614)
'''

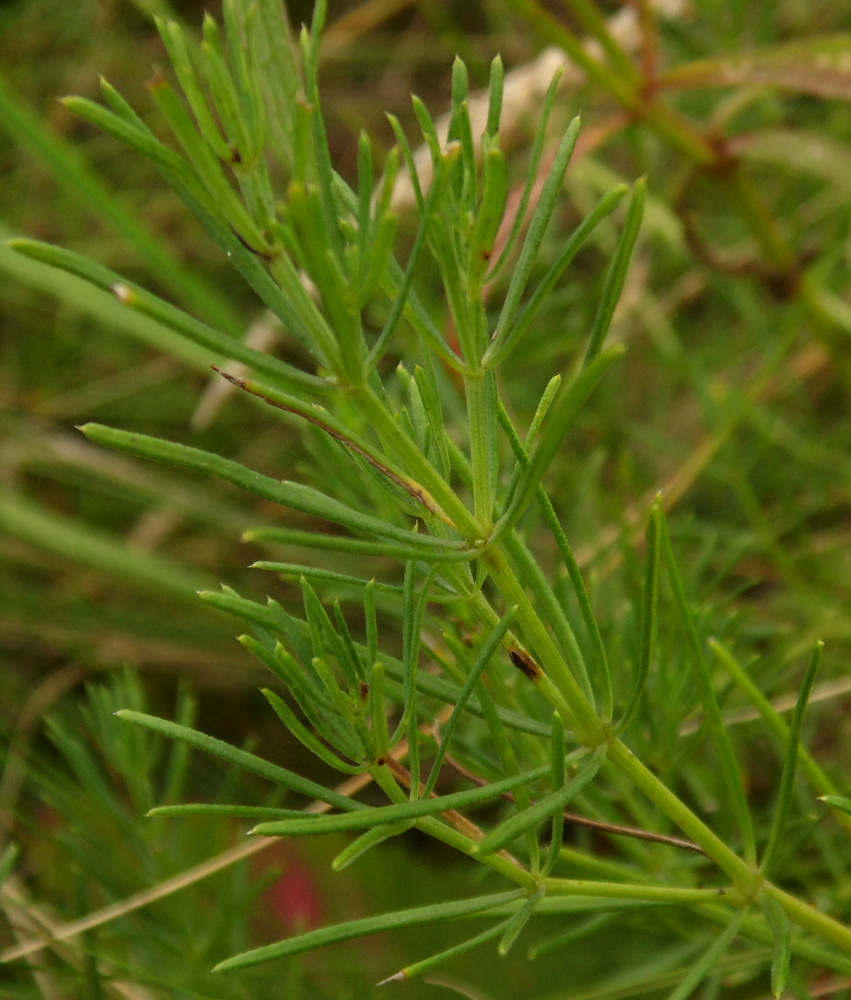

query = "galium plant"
(5, 0), (851, 992)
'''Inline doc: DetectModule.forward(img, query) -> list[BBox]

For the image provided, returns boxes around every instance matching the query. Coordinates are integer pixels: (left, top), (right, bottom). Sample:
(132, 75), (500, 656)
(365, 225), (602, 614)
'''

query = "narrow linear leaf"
(423, 607), (517, 797)
(761, 642), (824, 877)
(199, 589), (552, 736)
(380, 920), (511, 985)
(489, 115), (581, 356)
(763, 896), (792, 999)
(262, 688), (365, 775)
(0, 74), (239, 331)
(368, 146), (460, 368)
(663, 910), (748, 1000)
(79, 423), (452, 549)
(386, 112), (423, 212)
(213, 890), (525, 971)
(528, 912), (617, 959)
(252, 759), (555, 838)
(617, 498), (662, 734)
(370, 659), (391, 760)
(99, 76), (150, 131)
(148, 804), (304, 819)
(496, 398), (612, 717)
(820, 795), (851, 818)
(7, 238), (325, 391)
(244, 526), (473, 563)
(475, 747), (606, 857)
(355, 129), (374, 272)
(391, 564), (436, 746)
(582, 177), (645, 369)
(467, 144), (508, 288)
(484, 184), (628, 368)
(485, 54), (505, 138)
(365, 580), (378, 668)
(413, 361), (452, 479)
(709, 639), (841, 810)
(499, 888), (545, 956)
(542, 713), (565, 877)
(117, 710), (365, 812)
(411, 95), (443, 167)
(448, 57), (476, 210)
(659, 511), (756, 864)
(61, 94), (201, 198)
(332, 822), (413, 872)
(487, 68), (566, 281)
(252, 562), (403, 596)
(495, 346), (625, 539)
(217, 370), (452, 522)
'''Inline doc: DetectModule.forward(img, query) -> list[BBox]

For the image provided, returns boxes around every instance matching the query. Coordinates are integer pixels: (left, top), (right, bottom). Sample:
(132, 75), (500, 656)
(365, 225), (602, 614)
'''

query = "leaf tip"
(376, 970), (406, 986)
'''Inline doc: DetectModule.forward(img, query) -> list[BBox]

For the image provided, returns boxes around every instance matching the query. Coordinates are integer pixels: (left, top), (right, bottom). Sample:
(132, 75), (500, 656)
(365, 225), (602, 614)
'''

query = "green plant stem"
(606, 740), (755, 889)
(607, 740), (851, 951)
(761, 881), (851, 954)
